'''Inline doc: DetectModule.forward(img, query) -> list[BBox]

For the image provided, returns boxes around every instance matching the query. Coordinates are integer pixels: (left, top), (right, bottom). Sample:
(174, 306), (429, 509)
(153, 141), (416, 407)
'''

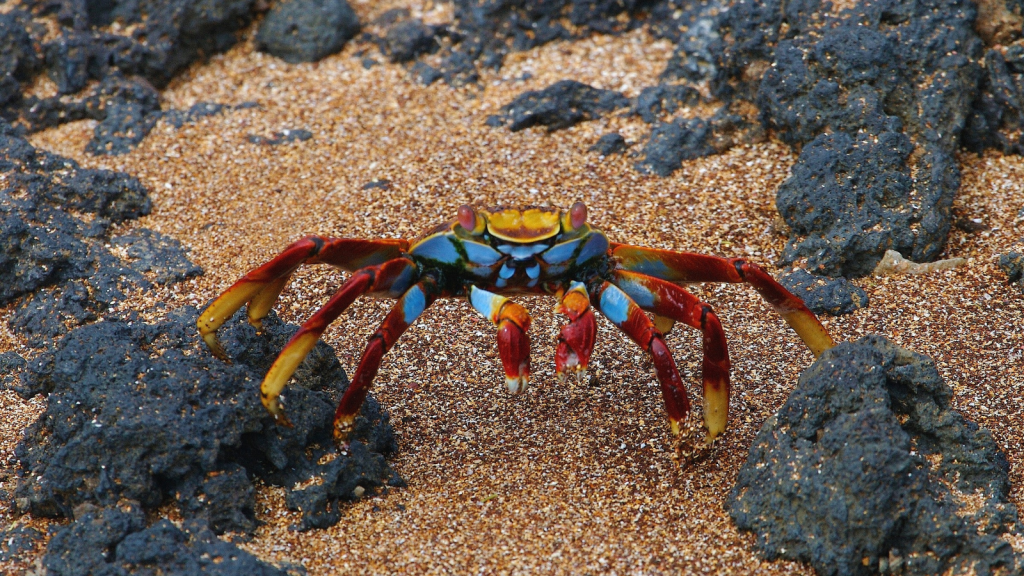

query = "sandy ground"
(1, 2), (1022, 574)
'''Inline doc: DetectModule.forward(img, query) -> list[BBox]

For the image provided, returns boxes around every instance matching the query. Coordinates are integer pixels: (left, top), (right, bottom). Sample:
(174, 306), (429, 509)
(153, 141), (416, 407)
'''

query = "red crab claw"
(497, 315), (531, 394)
(469, 286), (532, 394)
(555, 282), (596, 384)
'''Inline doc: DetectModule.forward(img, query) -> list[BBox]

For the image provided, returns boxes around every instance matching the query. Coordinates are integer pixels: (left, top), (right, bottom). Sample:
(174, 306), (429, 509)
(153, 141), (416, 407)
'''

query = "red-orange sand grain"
(1, 2), (1022, 574)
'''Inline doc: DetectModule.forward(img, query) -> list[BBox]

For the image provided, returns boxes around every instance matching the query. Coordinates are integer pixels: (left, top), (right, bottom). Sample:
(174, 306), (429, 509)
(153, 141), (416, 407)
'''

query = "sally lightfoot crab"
(198, 203), (835, 450)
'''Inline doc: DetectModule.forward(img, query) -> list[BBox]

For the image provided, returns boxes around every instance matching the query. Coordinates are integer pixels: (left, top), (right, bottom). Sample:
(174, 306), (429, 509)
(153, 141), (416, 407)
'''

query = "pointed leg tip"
(247, 316), (264, 331)
(202, 333), (230, 362)
(271, 410), (294, 428)
(504, 375), (529, 394)
(671, 414), (719, 465)
(333, 416), (355, 445)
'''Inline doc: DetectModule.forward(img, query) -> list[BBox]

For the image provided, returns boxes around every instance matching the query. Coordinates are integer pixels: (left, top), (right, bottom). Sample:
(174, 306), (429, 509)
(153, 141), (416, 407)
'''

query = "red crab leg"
(259, 258), (417, 427)
(590, 281), (691, 437)
(198, 236), (409, 359)
(612, 271), (731, 440)
(468, 286), (532, 394)
(333, 279), (439, 443)
(610, 244), (835, 356)
(554, 281), (597, 383)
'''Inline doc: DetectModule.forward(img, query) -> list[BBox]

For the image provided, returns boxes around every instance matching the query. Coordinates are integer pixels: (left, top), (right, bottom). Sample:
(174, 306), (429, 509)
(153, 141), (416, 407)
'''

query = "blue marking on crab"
(599, 283), (631, 325)
(463, 241), (503, 266)
(541, 237), (583, 265)
(410, 234), (461, 264)
(402, 284), (428, 323)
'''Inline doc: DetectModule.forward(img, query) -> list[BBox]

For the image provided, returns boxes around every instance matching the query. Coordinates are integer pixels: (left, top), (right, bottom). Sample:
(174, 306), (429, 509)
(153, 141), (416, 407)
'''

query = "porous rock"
(729, 336), (1021, 576)
(14, 306), (399, 533)
(964, 47), (1024, 154)
(630, 83), (701, 124)
(0, 0), (255, 153)
(0, 351), (26, 391)
(589, 132), (628, 156)
(255, 0), (360, 63)
(779, 268), (869, 316)
(0, 119), (150, 306)
(635, 117), (714, 176)
(0, 10), (42, 108)
(111, 228), (203, 283)
(711, 0), (982, 276)
(0, 524), (42, 562)
(384, 19), (438, 63)
(649, 0), (722, 83)
(43, 503), (289, 576)
(998, 248), (1024, 290)
(775, 131), (958, 277)
(487, 80), (629, 132)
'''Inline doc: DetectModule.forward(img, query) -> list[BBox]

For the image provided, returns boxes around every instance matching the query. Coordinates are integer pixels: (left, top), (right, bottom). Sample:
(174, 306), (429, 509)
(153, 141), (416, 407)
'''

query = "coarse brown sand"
(1, 2), (1022, 574)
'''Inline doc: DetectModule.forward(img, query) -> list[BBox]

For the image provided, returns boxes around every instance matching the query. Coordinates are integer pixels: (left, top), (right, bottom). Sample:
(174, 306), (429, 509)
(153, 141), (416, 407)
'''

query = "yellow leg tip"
(202, 332), (229, 361)
(334, 415), (356, 445)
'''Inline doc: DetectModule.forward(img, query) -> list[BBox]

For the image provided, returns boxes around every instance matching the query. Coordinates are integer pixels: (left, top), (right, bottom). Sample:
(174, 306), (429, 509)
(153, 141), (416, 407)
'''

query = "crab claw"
(497, 319), (531, 393)
(555, 282), (596, 383)
(555, 309), (596, 383)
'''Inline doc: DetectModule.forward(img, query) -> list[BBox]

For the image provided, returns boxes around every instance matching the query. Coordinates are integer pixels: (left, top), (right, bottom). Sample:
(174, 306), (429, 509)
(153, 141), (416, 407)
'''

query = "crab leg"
(554, 281), (597, 383)
(468, 286), (532, 394)
(333, 279), (439, 443)
(590, 281), (691, 438)
(198, 236), (409, 359)
(258, 258), (417, 427)
(612, 271), (731, 440)
(610, 244), (835, 356)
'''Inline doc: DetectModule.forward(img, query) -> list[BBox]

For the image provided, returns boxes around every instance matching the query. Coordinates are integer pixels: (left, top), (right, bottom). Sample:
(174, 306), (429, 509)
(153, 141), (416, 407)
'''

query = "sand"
(1, 2), (1022, 573)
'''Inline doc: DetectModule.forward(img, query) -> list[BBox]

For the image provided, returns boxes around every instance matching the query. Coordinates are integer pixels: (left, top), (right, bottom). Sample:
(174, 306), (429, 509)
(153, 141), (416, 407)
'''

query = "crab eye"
(457, 205), (480, 233)
(569, 202), (587, 229)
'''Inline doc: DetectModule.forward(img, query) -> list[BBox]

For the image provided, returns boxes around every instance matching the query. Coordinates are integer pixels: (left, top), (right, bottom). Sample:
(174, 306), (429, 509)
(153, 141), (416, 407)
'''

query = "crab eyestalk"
(561, 201), (588, 232)
(457, 204), (486, 235)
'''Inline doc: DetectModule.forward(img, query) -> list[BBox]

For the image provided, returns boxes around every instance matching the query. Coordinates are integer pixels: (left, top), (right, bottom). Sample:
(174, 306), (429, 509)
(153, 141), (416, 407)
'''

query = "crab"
(197, 203), (836, 449)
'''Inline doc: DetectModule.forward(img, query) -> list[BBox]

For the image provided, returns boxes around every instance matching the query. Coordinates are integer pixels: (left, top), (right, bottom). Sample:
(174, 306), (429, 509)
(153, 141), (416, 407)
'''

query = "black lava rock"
(32, 0), (253, 89)
(0, 523), (42, 562)
(412, 61), (443, 85)
(650, 1), (721, 83)
(589, 132), (628, 156)
(710, 0), (983, 276)
(160, 101), (232, 129)
(0, 10), (42, 108)
(776, 131), (958, 277)
(0, 0), (257, 154)
(255, 0), (360, 63)
(14, 306), (399, 533)
(999, 248), (1024, 290)
(384, 19), (438, 63)
(0, 119), (150, 306)
(0, 351), (27, 391)
(441, 0), (652, 82)
(111, 229), (203, 284)
(487, 80), (629, 132)
(43, 504), (288, 576)
(779, 268), (869, 316)
(9, 280), (100, 347)
(635, 117), (714, 176)
(175, 464), (256, 534)
(630, 83), (701, 124)
(729, 336), (1021, 576)
(964, 47), (1024, 154)
(83, 78), (162, 155)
